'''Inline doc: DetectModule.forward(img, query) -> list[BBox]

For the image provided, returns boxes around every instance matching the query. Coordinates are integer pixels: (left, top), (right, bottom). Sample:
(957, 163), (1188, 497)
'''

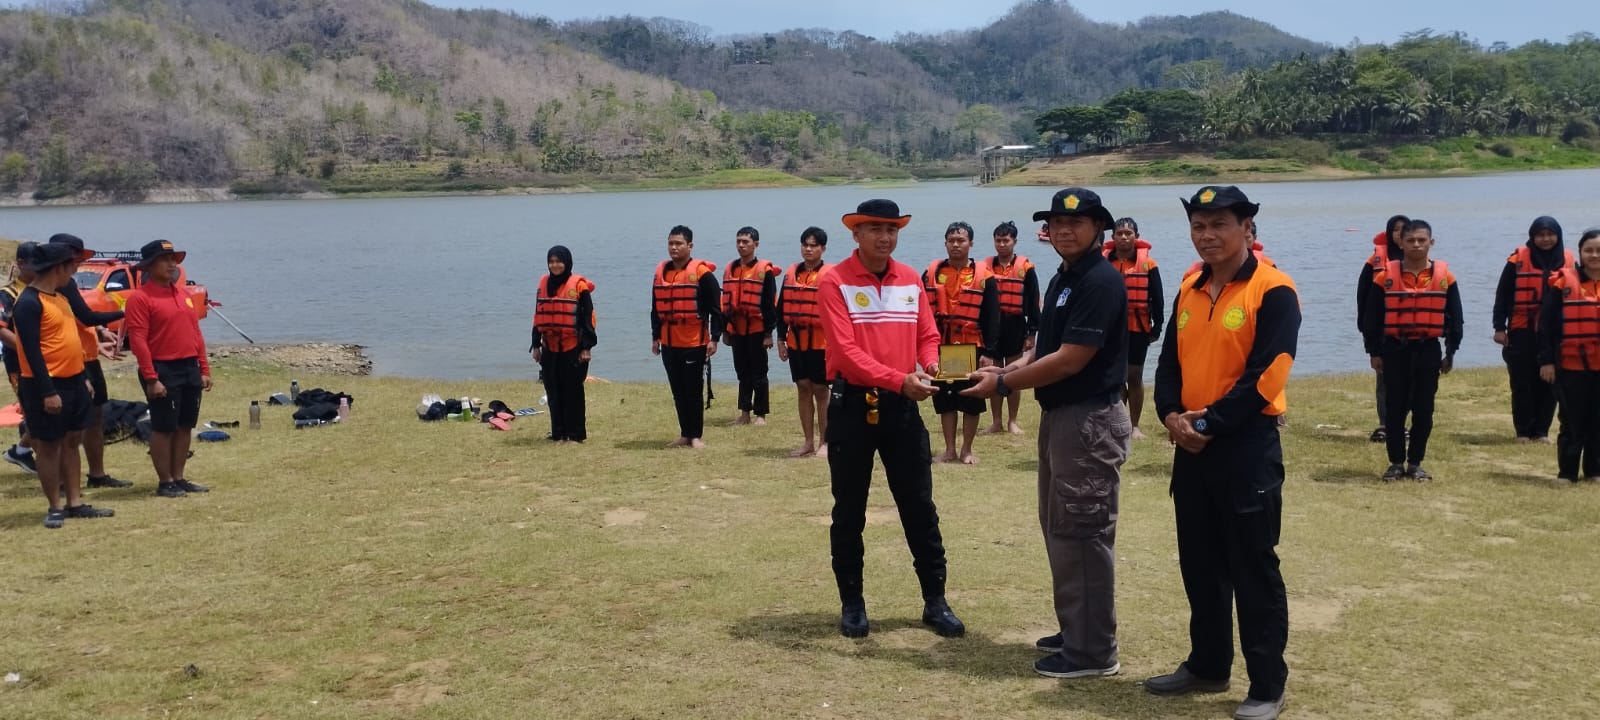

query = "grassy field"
(1, 359), (1598, 719)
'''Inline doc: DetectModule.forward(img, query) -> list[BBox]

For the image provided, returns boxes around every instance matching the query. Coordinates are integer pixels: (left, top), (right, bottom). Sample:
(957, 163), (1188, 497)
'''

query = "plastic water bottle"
(336, 397), (350, 422)
(248, 401), (261, 430)
(290, 379), (300, 403)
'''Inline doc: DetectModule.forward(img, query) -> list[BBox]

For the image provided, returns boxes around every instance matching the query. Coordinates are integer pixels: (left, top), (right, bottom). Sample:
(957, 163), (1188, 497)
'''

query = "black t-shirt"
(0, 284), (19, 375)
(1032, 250), (1129, 410)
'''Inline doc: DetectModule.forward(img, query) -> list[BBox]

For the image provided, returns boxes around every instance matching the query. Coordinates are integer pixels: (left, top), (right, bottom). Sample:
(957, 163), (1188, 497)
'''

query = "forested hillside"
(0, 0), (1330, 198)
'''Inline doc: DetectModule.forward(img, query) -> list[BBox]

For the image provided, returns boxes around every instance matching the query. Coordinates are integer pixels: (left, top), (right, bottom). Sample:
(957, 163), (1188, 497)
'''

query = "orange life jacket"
(653, 259), (715, 347)
(1375, 260), (1452, 340)
(1551, 267), (1600, 372)
(1188, 243), (1273, 277)
(781, 261), (828, 351)
(1104, 240), (1158, 333)
(1367, 232), (1391, 271)
(926, 259), (990, 345)
(982, 255), (1034, 317)
(721, 258), (779, 336)
(533, 274), (595, 353)
(1509, 246), (1574, 331)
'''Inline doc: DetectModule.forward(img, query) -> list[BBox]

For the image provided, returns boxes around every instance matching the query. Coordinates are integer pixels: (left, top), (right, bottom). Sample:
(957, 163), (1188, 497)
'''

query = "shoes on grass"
(921, 597), (965, 638)
(5, 446), (38, 474)
(174, 480), (210, 493)
(839, 602), (868, 638)
(156, 482), (187, 498)
(1406, 465), (1432, 482)
(1036, 632), (1064, 653)
(1144, 664), (1231, 695)
(1381, 463), (1406, 481)
(43, 508), (65, 529)
(87, 474), (133, 489)
(64, 504), (114, 519)
(1034, 652), (1119, 679)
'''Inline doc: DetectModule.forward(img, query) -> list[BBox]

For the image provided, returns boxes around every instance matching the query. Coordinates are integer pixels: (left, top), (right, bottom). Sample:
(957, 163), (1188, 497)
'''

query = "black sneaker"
(1036, 632), (1064, 653)
(174, 480), (210, 493)
(64, 504), (114, 519)
(839, 602), (869, 638)
(1034, 652), (1120, 679)
(1368, 427), (1386, 443)
(156, 482), (187, 498)
(5, 446), (38, 474)
(1407, 465), (1432, 482)
(921, 598), (966, 638)
(43, 508), (65, 529)
(1381, 463), (1406, 482)
(87, 474), (133, 489)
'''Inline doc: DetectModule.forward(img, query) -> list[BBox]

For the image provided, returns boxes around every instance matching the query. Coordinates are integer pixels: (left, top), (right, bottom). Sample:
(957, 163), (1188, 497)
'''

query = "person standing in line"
(964, 187), (1131, 680)
(531, 245), (596, 443)
(1539, 228), (1600, 483)
(721, 226), (781, 427)
(981, 221), (1039, 436)
(924, 221), (1000, 465)
(48, 234), (130, 489)
(12, 241), (115, 527)
(775, 226), (831, 458)
(1493, 216), (1570, 443)
(650, 225), (721, 449)
(1148, 186), (1299, 720)
(821, 198), (964, 640)
(1363, 220), (1462, 482)
(123, 240), (212, 498)
(1104, 217), (1163, 440)
(0, 243), (40, 475)
(1358, 215), (1410, 444)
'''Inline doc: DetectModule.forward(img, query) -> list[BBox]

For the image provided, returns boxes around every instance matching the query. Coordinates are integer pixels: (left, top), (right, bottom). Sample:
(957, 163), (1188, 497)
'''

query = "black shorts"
(932, 379), (985, 415)
(18, 373), (93, 442)
(84, 359), (108, 406)
(1128, 334), (1153, 367)
(787, 349), (827, 385)
(147, 358), (203, 433)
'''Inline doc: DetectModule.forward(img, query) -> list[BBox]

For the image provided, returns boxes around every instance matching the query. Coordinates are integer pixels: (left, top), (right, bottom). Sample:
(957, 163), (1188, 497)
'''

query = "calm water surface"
(3, 170), (1597, 382)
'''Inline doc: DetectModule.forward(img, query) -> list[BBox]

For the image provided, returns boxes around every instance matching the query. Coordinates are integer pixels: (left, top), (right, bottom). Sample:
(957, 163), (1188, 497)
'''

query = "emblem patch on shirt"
(566, 289), (578, 298)
(1223, 306), (1246, 330)
(1177, 309), (1190, 330)
(1055, 288), (1071, 307)
(854, 292), (870, 308)
(937, 273), (947, 284)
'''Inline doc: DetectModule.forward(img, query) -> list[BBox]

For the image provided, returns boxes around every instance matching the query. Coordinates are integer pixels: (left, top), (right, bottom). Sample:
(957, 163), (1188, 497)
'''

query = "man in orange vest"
(775, 226), (831, 458)
(651, 225), (722, 449)
(1356, 215), (1410, 443)
(1363, 219), (1462, 481)
(721, 226), (781, 427)
(1104, 218), (1163, 440)
(1149, 186), (1298, 720)
(924, 221), (1000, 465)
(1493, 216), (1569, 443)
(982, 221), (1040, 436)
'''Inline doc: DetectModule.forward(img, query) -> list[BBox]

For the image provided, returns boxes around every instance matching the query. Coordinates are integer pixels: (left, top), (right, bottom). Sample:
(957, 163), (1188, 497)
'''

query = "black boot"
(922, 597), (965, 638)
(837, 578), (868, 638)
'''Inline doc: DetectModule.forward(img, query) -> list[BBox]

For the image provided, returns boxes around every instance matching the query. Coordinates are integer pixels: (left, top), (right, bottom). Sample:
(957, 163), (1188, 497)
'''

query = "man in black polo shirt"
(966, 187), (1131, 679)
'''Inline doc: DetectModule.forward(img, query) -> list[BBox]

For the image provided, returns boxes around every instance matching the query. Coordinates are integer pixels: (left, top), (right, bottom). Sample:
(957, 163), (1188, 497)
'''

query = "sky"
(426, 0), (1598, 47)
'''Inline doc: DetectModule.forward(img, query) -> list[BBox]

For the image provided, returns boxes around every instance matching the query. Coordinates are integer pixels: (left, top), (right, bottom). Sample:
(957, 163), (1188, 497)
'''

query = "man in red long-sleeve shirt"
(819, 198), (964, 640)
(123, 240), (212, 498)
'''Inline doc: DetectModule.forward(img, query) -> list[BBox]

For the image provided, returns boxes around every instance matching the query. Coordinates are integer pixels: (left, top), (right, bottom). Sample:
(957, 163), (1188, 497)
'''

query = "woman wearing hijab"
(531, 246), (596, 443)
(1357, 215), (1409, 443)
(1493, 217), (1571, 443)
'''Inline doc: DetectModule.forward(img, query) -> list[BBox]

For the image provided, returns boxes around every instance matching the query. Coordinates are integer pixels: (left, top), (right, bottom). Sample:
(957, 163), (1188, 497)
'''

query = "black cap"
(135, 239), (187, 268)
(26, 241), (77, 273)
(47, 233), (95, 261)
(842, 199), (912, 230)
(1181, 185), (1260, 218)
(1032, 188), (1114, 228)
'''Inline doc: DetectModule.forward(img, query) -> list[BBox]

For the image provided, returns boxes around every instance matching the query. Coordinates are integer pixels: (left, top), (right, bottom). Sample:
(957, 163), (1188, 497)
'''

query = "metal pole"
(208, 307), (255, 344)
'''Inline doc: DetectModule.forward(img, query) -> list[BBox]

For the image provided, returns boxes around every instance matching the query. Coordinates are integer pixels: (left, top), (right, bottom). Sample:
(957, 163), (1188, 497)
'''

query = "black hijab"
(1384, 214), (1408, 258)
(1526, 216), (1566, 270)
(545, 245), (574, 294)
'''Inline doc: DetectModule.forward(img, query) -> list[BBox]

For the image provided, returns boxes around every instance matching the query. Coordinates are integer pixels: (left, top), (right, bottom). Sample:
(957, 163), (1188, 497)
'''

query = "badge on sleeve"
(1055, 287), (1071, 307)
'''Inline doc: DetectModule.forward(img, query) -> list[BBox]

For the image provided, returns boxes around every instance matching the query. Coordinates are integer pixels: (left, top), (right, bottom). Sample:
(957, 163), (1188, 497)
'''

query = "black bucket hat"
(842, 199), (912, 230)
(47, 233), (96, 262)
(1032, 188), (1115, 228)
(26, 241), (77, 273)
(135, 239), (187, 268)
(1181, 185), (1260, 218)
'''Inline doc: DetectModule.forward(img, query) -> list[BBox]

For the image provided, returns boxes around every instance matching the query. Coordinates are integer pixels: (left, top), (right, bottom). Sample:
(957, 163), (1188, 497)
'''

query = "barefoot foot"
(1008, 421), (1024, 435)
(753, 416), (767, 426)
(689, 438), (707, 449)
(788, 444), (815, 458)
(960, 452), (979, 465)
(934, 450), (957, 464)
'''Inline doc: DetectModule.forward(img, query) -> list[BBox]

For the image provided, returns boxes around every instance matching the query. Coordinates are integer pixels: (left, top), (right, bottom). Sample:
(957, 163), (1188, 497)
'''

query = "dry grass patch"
(1, 362), (1597, 718)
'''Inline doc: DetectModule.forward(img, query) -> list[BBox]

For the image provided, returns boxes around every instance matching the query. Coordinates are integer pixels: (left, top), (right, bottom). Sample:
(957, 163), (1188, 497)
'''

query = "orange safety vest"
(1104, 240), (1158, 333)
(781, 261), (828, 351)
(1188, 243), (1273, 277)
(926, 259), (990, 345)
(653, 259), (715, 347)
(721, 258), (779, 336)
(1367, 231), (1391, 271)
(1376, 260), (1452, 340)
(982, 255), (1034, 317)
(1509, 246), (1574, 331)
(533, 274), (595, 353)
(1551, 267), (1600, 371)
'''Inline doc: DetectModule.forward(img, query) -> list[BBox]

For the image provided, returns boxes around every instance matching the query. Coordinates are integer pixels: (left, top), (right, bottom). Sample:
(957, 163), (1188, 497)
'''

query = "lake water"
(2, 170), (1597, 382)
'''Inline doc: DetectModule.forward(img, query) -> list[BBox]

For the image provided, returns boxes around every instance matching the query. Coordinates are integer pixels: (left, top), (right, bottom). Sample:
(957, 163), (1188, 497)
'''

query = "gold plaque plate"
(933, 344), (977, 383)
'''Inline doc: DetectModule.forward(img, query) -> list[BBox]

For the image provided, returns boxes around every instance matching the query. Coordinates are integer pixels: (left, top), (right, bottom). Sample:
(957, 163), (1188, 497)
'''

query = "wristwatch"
(996, 372), (1012, 398)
